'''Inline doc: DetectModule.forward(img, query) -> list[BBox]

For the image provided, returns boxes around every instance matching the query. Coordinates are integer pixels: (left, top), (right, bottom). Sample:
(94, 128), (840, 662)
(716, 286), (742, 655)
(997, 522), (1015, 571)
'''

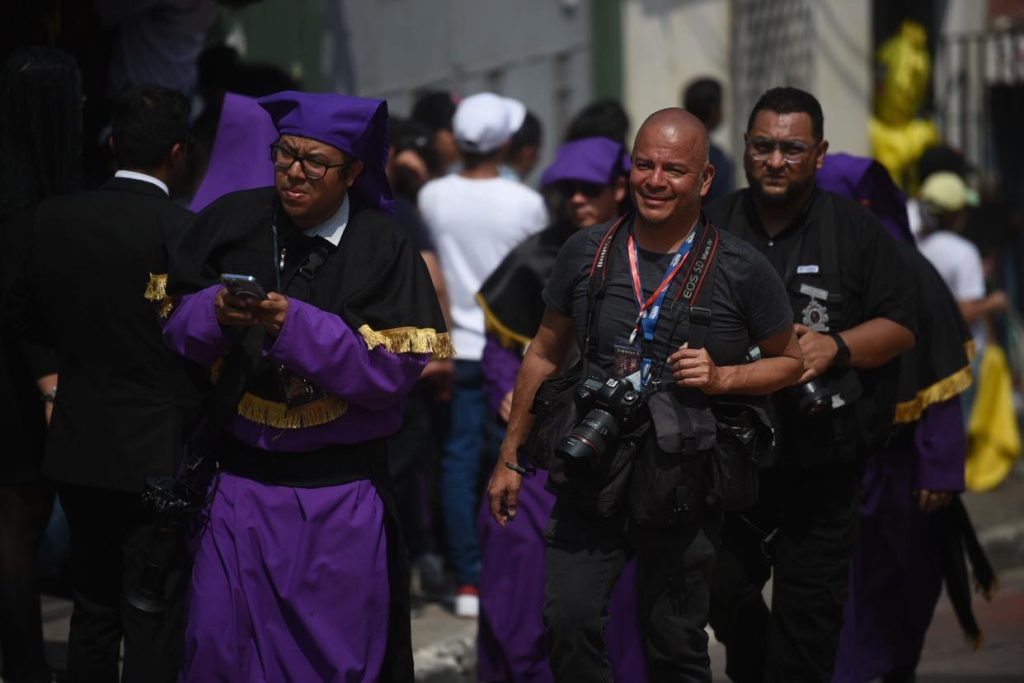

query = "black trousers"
(58, 485), (188, 683)
(0, 484), (54, 683)
(708, 460), (863, 683)
(544, 496), (722, 683)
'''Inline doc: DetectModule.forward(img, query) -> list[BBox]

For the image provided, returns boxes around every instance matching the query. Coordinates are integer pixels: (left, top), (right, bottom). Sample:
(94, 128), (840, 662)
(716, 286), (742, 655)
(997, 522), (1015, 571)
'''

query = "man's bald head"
(630, 108), (715, 234)
(634, 108), (710, 167)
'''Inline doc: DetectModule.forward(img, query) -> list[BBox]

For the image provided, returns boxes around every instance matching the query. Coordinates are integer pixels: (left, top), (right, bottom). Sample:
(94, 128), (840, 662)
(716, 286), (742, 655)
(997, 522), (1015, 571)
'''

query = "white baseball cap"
(452, 92), (527, 154)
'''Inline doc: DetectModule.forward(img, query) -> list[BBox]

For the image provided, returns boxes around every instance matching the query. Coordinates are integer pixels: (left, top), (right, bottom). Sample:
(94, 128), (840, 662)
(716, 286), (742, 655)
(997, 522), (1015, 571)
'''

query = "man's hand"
(255, 293), (289, 336)
(668, 344), (725, 394)
(499, 390), (514, 423)
(916, 489), (954, 513)
(487, 453), (522, 527)
(794, 324), (839, 384)
(215, 287), (259, 327)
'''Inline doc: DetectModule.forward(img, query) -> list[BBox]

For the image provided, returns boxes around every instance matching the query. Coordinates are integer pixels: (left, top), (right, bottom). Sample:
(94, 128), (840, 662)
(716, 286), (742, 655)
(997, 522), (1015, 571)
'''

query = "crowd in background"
(0, 14), (1021, 682)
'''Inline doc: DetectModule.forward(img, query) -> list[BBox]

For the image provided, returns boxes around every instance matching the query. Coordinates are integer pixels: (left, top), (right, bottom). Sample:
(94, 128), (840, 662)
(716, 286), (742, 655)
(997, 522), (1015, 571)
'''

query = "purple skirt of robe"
(477, 474), (649, 682)
(833, 399), (966, 683)
(179, 472), (390, 683)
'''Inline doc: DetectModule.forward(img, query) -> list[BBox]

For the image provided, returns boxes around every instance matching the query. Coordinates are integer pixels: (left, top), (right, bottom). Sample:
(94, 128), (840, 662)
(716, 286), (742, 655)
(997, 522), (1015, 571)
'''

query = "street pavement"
(35, 465), (1024, 682)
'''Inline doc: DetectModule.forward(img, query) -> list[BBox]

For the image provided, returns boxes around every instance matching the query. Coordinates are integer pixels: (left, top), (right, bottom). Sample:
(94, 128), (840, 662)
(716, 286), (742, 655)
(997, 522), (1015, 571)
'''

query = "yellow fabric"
(236, 392), (349, 429)
(965, 345), (1021, 491)
(143, 273), (175, 318)
(357, 324), (455, 360)
(893, 363), (973, 424)
(475, 293), (531, 351)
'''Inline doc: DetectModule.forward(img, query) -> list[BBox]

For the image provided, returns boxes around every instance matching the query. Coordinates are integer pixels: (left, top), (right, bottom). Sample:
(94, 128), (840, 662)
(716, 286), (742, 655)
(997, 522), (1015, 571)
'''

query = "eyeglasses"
(557, 181), (607, 199)
(745, 136), (818, 163)
(269, 144), (350, 181)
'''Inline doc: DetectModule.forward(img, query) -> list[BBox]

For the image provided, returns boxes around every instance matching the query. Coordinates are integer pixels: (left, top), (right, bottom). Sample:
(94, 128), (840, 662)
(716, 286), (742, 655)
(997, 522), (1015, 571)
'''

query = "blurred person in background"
(419, 92), (548, 617)
(683, 77), (733, 202)
(5, 85), (206, 683)
(565, 98), (631, 146)
(387, 116), (453, 599)
(474, 137), (649, 682)
(412, 90), (461, 174)
(0, 46), (81, 683)
(818, 154), (980, 683)
(504, 109), (543, 182)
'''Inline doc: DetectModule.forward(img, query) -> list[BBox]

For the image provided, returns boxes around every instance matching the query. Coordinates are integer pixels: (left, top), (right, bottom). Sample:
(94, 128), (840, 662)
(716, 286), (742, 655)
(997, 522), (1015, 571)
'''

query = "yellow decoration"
(893, 364), (973, 424)
(357, 324), (455, 359)
(143, 272), (175, 318)
(869, 20), (941, 190)
(235, 392), (349, 429)
(965, 345), (1021, 491)
(475, 293), (531, 351)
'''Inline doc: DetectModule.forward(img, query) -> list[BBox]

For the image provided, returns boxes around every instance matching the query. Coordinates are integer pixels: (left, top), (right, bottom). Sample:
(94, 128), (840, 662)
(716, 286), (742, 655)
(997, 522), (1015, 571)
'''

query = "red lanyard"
(626, 230), (695, 344)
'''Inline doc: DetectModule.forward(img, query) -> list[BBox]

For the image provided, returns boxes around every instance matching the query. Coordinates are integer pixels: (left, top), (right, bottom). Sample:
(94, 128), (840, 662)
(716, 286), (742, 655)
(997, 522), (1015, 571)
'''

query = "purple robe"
(834, 398), (966, 682)
(820, 154), (969, 683)
(190, 93), (277, 212)
(164, 284), (430, 681)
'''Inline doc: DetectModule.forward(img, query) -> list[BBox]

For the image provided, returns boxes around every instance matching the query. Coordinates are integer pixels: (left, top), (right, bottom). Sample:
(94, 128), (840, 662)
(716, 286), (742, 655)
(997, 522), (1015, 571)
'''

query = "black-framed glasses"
(269, 144), (350, 181)
(745, 136), (817, 163)
(557, 180), (607, 199)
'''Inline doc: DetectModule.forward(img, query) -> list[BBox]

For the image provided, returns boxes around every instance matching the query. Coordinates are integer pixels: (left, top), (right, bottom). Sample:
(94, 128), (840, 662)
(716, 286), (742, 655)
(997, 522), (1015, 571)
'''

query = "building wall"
(621, 0), (872, 190)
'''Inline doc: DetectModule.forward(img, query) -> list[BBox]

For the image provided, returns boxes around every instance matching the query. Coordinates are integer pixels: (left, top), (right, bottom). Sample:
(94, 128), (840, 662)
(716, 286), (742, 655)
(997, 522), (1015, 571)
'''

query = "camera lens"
(555, 409), (620, 464)
(797, 379), (833, 416)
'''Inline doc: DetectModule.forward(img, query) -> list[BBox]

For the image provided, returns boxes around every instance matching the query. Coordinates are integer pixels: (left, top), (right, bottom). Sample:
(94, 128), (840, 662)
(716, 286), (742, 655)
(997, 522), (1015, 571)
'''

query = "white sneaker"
(453, 586), (479, 618)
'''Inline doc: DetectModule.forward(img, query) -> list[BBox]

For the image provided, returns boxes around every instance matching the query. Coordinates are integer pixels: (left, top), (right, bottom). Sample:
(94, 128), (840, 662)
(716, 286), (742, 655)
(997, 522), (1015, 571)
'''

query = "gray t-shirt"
(542, 220), (792, 382)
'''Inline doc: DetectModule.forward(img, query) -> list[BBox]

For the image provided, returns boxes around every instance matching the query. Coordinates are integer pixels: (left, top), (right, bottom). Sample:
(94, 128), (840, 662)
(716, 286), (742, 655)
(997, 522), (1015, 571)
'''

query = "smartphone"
(220, 273), (268, 302)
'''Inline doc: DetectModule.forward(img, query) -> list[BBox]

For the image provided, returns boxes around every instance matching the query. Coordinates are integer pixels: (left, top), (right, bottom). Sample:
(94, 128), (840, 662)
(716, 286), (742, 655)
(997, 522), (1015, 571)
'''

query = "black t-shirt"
(542, 217), (793, 382)
(705, 187), (918, 460)
(705, 188), (917, 336)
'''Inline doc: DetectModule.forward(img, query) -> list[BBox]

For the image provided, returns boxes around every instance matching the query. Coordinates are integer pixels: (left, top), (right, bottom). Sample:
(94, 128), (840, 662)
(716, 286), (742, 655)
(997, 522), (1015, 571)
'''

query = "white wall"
(621, 0), (873, 186)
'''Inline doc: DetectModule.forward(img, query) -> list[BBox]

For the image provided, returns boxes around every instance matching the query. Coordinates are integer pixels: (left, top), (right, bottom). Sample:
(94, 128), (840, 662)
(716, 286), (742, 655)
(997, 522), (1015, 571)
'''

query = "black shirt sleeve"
(541, 226), (599, 316)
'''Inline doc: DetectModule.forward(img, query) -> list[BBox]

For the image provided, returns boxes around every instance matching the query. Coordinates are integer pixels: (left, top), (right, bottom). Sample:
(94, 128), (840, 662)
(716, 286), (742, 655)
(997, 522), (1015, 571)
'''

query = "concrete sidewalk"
(36, 466), (1024, 682)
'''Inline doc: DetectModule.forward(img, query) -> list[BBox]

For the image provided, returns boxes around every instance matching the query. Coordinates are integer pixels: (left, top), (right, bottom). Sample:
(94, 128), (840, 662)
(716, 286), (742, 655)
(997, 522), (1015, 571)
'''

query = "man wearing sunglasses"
(705, 87), (918, 683)
(162, 91), (450, 682)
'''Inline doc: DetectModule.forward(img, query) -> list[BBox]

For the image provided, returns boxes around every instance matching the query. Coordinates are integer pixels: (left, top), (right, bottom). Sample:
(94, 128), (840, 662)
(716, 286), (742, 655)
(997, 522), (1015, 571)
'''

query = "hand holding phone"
(220, 273), (267, 303)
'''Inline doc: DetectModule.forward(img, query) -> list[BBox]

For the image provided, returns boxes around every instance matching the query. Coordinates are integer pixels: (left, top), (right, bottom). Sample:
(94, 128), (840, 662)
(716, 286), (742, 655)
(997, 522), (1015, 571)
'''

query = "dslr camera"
(126, 455), (208, 614)
(555, 375), (647, 467)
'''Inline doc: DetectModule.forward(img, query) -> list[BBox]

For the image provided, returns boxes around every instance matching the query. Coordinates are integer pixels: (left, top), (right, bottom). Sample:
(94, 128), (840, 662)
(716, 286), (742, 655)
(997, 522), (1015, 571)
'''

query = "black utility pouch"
(521, 361), (587, 472)
(709, 400), (775, 511)
(628, 390), (716, 530)
(555, 426), (645, 519)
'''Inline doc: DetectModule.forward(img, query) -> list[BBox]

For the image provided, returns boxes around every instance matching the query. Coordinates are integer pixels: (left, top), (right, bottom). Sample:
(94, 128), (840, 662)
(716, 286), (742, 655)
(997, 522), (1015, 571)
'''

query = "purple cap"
(258, 90), (393, 215)
(540, 137), (630, 188)
(818, 153), (913, 244)
(190, 93), (278, 212)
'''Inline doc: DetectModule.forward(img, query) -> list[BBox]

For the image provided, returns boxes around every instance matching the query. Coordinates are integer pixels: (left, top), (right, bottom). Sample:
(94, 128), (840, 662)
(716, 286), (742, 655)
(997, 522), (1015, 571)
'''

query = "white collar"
(303, 195), (350, 247)
(114, 170), (169, 196)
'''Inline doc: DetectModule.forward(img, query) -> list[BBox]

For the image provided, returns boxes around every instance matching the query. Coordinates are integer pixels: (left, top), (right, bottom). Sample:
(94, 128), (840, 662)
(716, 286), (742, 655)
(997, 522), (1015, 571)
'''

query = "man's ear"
(699, 163), (716, 198)
(343, 160), (365, 190)
(814, 139), (829, 171)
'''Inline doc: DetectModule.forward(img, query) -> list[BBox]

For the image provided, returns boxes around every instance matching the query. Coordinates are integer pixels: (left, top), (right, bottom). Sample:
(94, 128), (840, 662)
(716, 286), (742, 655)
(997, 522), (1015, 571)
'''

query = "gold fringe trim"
(893, 364), (974, 424)
(143, 273), (175, 318)
(236, 392), (348, 429)
(475, 293), (531, 351)
(357, 324), (454, 360)
(965, 338), (977, 362)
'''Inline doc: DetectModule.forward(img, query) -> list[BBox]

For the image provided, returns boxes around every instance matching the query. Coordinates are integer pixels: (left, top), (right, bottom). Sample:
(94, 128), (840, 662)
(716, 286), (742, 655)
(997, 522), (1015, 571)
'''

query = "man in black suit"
(5, 85), (206, 683)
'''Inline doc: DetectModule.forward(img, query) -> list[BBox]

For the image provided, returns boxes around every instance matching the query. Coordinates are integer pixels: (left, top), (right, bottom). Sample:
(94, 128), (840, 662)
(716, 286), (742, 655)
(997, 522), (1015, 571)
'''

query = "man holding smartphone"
(162, 91), (450, 683)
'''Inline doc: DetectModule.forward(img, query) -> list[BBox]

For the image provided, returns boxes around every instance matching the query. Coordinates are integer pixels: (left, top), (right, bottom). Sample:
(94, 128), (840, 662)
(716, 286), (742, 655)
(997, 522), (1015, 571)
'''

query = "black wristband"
(829, 332), (851, 368)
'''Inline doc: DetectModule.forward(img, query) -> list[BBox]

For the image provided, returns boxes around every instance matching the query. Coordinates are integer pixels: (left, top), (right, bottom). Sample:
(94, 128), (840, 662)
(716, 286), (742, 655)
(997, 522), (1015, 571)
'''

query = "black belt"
(217, 435), (386, 488)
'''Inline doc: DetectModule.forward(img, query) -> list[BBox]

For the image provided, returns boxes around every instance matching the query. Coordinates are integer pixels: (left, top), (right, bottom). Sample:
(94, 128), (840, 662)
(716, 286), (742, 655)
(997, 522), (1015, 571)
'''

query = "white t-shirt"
(917, 230), (988, 353)
(419, 175), (547, 360)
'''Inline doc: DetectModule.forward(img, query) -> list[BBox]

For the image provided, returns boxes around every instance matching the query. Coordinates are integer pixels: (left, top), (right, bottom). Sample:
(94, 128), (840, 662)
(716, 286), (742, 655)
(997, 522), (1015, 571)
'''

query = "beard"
(747, 171), (815, 208)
